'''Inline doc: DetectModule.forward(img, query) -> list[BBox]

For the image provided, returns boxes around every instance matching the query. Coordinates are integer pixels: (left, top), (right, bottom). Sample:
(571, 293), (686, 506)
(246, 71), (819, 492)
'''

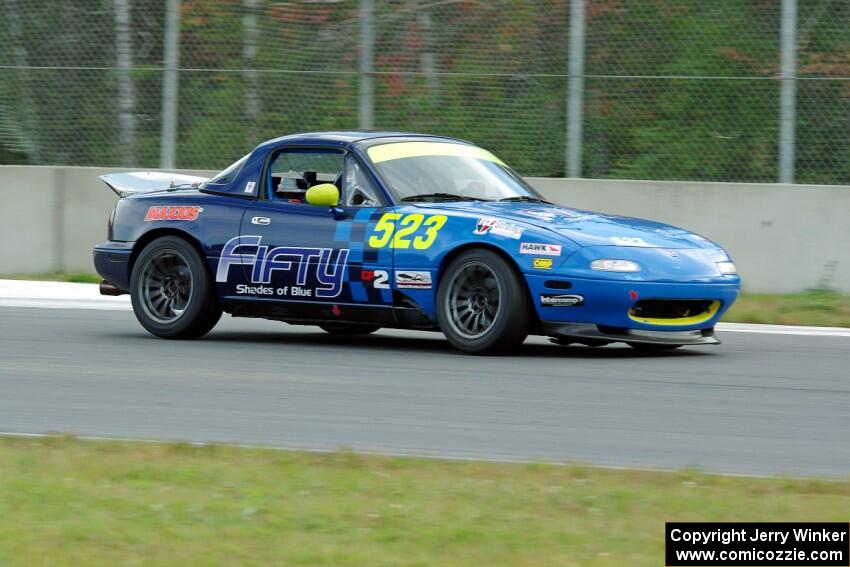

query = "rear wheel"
(130, 236), (222, 339)
(318, 323), (380, 335)
(437, 249), (529, 354)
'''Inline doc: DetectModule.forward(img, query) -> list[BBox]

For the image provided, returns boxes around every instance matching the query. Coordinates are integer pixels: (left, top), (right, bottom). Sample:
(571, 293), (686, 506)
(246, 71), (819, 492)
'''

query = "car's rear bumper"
(93, 241), (134, 292)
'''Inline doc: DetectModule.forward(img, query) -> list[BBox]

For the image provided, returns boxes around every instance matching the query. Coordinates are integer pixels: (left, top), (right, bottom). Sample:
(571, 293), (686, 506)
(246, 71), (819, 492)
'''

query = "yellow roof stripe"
(367, 141), (505, 165)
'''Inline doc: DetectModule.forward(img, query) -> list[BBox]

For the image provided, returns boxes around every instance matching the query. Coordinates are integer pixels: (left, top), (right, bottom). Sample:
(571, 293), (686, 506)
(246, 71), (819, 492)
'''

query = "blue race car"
(94, 131), (740, 354)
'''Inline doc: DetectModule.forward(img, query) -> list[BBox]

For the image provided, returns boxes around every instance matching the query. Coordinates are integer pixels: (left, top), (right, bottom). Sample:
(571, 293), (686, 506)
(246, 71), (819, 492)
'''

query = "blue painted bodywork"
(94, 131), (740, 340)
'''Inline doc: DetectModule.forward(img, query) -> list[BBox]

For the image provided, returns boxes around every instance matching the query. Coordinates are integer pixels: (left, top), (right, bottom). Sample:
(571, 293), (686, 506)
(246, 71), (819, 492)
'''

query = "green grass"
(0, 437), (848, 566)
(3, 273), (850, 327)
(724, 289), (850, 327)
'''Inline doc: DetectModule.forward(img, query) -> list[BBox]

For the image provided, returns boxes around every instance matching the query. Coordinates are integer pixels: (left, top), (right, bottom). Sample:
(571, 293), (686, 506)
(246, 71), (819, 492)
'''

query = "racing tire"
(130, 235), (222, 339)
(437, 249), (529, 354)
(318, 323), (380, 335)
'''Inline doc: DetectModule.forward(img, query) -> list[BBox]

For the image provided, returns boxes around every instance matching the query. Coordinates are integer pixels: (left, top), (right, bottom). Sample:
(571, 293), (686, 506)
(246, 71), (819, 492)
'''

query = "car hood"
(421, 202), (720, 250)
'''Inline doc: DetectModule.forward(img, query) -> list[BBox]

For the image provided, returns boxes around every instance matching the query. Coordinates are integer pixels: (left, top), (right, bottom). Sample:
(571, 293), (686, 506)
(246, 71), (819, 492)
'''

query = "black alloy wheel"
(130, 235), (222, 339)
(437, 249), (529, 354)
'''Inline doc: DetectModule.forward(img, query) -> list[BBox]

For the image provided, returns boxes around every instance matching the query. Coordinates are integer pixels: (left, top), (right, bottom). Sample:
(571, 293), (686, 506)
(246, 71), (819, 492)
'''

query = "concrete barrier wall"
(1, 165), (847, 293)
(0, 166), (212, 276)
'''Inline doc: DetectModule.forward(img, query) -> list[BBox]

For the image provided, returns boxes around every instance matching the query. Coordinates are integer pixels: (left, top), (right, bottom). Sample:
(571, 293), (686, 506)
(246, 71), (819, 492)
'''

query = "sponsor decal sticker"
(532, 258), (553, 270)
(473, 217), (497, 235)
(235, 284), (275, 296)
(540, 294), (584, 307)
(244, 181), (256, 193)
(360, 269), (390, 289)
(491, 224), (523, 239)
(144, 205), (202, 222)
(217, 235), (349, 298)
(611, 236), (649, 247)
(628, 290), (639, 300)
(519, 242), (562, 256)
(473, 217), (524, 239)
(395, 271), (432, 289)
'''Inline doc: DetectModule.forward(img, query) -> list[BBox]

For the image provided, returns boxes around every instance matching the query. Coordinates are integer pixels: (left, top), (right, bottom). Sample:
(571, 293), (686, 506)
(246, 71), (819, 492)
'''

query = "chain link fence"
(0, 0), (848, 183)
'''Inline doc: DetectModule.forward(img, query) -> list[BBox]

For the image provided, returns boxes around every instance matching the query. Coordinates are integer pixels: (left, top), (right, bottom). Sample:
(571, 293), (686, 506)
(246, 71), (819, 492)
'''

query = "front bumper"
(541, 322), (720, 346)
(525, 274), (740, 332)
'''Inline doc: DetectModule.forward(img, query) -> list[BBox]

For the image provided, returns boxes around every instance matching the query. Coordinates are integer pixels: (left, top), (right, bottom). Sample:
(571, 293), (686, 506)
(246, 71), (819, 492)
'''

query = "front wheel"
(437, 249), (529, 354)
(130, 236), (222, 339)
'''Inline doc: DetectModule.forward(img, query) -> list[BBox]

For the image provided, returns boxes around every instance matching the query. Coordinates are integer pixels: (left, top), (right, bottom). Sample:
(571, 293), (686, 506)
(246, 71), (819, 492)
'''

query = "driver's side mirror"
(305, 183), (340, 207)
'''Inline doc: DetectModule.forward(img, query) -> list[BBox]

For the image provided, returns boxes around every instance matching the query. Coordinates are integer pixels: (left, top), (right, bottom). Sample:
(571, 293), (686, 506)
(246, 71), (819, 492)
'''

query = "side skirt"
(223, 298), (438, 330)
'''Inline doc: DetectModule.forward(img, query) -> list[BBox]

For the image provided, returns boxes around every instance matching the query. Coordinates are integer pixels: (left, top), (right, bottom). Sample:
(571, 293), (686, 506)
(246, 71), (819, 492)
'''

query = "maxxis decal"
(144, 206), (203, 221)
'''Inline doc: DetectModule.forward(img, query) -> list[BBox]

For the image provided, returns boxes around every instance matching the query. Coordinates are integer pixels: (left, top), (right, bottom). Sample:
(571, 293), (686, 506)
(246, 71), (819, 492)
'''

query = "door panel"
(216, 145), (395, 322)
(225, 202), (394, 322)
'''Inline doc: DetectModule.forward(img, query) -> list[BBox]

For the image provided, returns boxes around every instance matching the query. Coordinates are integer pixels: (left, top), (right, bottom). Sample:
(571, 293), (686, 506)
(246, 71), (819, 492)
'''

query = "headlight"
(591, 259), (641, 273)
(717, 261), (737, 275)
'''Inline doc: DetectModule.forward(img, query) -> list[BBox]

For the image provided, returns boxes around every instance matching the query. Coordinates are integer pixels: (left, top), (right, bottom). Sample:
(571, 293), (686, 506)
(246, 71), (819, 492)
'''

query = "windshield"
(202, 153), (249, 187)
(366, 142), (543, 203)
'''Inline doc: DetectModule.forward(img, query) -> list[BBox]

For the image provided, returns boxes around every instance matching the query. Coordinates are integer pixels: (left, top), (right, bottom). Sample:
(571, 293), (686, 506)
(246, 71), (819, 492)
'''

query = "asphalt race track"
(1, 305), (849, 478)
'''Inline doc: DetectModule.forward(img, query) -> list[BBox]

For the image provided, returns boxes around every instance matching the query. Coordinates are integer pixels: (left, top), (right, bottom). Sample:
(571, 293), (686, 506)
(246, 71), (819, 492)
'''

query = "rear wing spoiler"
(99, 171), (209, 198)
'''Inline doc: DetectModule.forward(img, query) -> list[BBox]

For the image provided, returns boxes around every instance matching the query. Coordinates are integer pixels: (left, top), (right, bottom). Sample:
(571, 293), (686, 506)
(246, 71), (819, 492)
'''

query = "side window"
(268, 149), (344, 203)
(343, 155), (384, 207)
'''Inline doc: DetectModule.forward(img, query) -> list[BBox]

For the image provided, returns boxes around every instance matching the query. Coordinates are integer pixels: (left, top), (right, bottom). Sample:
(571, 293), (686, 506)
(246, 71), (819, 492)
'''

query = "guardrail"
(1, 166), (847, 293)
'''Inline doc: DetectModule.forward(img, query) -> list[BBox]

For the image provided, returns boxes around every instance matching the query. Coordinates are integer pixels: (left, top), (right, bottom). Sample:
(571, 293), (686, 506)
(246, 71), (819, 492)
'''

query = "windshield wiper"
(498, 196), (551, 203)
(401, 192), (490, 203)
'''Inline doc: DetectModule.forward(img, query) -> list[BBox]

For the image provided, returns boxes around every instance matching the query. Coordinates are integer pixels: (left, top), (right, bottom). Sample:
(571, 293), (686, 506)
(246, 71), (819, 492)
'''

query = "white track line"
(0, 279), (130, 310)
(716, 322), (850, 337)
(1, 279), (848, 338)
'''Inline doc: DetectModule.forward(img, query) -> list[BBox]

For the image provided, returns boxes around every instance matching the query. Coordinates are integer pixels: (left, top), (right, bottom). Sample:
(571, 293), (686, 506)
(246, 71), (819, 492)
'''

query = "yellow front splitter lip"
(628, 300), (721, 327)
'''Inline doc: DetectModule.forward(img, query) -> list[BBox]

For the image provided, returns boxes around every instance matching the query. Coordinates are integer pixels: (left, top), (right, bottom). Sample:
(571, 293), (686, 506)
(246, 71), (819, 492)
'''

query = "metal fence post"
(359, 0), (374, 130)
(3, 0), (39, 161)
(114, 0), (135, 167)
(243, 0), (261, 140)
(160, 0), (181, 169)
(418, 5), (439, 99)
(566, 0), (585, 178)
(778, 0), (797, 184)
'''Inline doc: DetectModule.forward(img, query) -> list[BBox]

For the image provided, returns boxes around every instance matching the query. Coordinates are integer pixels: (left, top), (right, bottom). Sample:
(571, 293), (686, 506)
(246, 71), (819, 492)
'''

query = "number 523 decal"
(368, 213), (447, 250)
